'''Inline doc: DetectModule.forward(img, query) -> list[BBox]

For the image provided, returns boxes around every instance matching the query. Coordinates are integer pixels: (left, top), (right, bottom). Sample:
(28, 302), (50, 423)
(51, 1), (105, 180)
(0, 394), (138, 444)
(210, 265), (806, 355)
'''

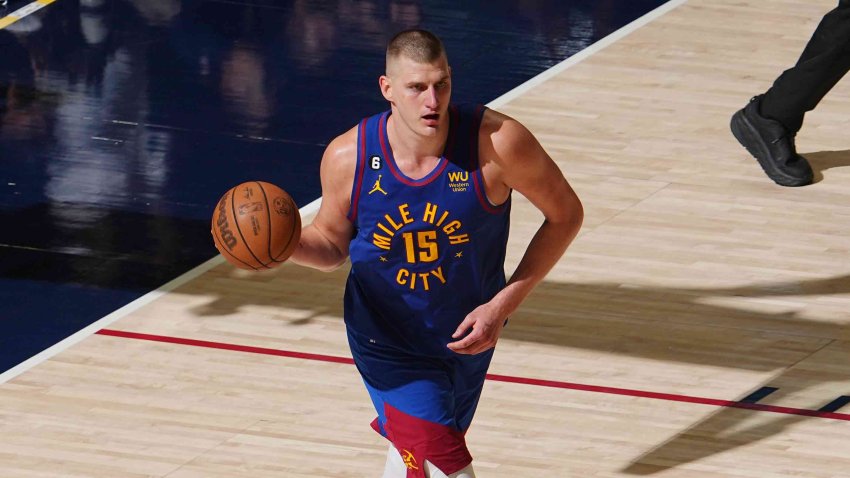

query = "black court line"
(739, 386), (779, 404)
(819, 396), (850, 413)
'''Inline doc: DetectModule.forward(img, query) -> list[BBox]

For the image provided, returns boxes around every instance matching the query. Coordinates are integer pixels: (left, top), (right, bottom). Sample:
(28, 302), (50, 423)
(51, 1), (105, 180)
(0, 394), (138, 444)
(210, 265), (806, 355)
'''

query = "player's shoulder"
(479, 108), (537, 157)
(322, 124), (360, 173)
(326, 124), (359, 158)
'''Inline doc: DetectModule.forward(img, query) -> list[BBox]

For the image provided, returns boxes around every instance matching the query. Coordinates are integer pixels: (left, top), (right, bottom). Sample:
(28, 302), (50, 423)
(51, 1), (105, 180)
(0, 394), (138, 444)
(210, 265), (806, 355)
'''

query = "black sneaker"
(730, 95), (813, 187)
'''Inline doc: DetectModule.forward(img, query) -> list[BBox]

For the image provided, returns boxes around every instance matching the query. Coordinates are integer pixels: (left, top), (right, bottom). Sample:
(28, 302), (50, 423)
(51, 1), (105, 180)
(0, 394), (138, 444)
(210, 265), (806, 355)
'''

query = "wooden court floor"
(3, 0), (850, 476)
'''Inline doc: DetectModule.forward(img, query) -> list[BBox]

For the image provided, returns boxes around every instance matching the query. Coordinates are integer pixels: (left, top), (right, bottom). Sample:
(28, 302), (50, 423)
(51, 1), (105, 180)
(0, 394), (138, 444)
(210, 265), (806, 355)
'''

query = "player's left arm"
(447, 109), (584, 355)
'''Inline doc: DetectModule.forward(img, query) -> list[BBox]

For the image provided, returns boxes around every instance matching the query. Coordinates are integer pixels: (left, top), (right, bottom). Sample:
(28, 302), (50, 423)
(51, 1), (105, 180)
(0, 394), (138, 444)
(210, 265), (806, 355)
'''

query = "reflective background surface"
(0, 0), (666, 372)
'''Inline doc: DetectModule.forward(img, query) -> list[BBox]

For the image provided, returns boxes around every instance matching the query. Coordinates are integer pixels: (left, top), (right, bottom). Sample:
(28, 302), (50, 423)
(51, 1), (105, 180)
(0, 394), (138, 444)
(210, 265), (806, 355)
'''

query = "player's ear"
(379, 75), (393, 102)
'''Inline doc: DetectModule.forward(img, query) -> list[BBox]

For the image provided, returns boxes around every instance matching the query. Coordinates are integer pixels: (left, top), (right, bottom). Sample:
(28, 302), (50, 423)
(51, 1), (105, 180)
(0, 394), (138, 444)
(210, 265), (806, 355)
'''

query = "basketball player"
(290, 29), (583, 478)
(731, 0), (850, 186)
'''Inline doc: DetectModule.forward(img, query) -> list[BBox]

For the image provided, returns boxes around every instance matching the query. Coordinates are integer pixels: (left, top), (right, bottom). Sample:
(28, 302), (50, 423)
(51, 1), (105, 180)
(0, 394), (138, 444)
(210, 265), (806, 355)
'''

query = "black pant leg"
(760, 0), (850, 133)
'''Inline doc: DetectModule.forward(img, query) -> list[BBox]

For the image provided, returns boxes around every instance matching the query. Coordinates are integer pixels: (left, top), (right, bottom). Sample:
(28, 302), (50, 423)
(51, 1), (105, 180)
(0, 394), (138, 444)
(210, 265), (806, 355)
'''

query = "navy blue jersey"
(344, 104), (511, 358)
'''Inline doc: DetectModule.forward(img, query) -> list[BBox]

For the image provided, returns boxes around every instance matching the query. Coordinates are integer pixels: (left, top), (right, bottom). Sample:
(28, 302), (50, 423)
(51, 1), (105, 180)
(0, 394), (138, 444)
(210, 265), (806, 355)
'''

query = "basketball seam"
(258, 182), (294, 265)
(213, 192), (258, 271)
(216, 234), (258, 271)
(231, 184), (270, 269)
(255, 181), (276, 267)
(255, 182), (298, 264)
(272, 203), (299, 263)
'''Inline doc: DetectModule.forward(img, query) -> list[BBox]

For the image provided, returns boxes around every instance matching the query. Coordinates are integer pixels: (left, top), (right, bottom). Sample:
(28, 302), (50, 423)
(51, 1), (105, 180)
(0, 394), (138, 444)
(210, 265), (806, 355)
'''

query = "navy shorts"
(347, 329), (494, 477)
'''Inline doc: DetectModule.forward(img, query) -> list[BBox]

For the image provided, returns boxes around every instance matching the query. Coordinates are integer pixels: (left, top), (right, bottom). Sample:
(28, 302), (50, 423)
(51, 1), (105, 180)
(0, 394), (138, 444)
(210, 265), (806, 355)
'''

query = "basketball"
(211, 181), (301, 270)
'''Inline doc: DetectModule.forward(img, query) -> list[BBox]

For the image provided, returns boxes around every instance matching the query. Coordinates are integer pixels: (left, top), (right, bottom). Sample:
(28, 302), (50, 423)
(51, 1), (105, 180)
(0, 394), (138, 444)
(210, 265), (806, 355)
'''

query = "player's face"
(381, 55), (452, 137)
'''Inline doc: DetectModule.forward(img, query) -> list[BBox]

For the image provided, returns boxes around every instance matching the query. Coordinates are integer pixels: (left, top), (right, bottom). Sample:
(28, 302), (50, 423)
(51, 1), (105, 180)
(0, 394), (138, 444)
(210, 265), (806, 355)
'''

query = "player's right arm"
(288, 126), (358, 272)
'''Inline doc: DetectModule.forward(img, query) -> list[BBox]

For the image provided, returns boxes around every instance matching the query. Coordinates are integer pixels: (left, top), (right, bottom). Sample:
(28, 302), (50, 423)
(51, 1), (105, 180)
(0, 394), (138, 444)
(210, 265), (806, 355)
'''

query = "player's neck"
(386, 115), (448, 178)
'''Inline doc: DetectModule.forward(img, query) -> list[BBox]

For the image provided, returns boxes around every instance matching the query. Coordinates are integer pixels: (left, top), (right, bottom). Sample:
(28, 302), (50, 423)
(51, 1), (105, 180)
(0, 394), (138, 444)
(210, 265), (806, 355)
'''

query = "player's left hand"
(447, 303), (506, 355)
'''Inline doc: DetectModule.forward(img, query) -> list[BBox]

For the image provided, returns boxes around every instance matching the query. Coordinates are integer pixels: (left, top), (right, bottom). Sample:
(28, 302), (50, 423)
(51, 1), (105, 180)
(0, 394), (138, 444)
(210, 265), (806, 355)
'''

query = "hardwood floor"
(2, 1), (849, 476)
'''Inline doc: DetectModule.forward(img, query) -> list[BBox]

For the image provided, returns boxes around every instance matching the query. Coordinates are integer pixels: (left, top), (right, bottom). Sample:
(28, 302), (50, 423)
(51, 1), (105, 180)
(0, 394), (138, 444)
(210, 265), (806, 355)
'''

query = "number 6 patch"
(370, 155), (382, 170)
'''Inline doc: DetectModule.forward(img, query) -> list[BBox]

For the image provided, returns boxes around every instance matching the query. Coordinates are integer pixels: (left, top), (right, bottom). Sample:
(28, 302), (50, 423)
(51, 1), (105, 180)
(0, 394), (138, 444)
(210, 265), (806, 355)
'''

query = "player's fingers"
(449, 319), (500, 353)
(460, 330), (499, 355)
(447, 328), (482, 351)
(450, 343), (480, 354)
(461, 339), (495, 355)
(452, 316), (476, 338)
(447, 336), (476, 352)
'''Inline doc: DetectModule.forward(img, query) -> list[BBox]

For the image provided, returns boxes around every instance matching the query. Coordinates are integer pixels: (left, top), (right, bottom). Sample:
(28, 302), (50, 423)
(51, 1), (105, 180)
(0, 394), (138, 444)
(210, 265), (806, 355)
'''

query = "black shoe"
(730, 95), (813, 187)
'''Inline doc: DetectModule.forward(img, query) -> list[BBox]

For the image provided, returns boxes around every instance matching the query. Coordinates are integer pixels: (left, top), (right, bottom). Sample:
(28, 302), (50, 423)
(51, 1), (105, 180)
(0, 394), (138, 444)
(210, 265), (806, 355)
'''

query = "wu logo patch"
(448, 171), (468, 182)
(448, 170), (469, 192)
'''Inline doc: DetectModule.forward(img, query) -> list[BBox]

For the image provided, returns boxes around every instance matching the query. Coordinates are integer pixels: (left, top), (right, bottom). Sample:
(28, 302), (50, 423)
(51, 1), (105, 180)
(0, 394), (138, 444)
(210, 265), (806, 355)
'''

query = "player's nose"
(424, 85), (439, 108)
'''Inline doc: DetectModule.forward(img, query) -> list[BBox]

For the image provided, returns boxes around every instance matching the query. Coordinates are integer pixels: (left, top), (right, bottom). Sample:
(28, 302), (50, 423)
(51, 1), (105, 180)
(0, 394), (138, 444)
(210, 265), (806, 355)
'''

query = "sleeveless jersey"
(344, 104), (511, 358)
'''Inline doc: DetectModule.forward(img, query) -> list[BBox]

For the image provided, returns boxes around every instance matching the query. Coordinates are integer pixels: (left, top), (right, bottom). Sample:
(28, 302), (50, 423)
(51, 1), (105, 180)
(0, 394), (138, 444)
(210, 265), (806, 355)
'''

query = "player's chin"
(418, 123), (442, 136)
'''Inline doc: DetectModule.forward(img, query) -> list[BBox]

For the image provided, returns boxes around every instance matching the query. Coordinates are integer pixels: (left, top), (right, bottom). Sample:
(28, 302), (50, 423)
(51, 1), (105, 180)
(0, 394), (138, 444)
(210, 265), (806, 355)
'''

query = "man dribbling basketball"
(289, 29), (583, 478)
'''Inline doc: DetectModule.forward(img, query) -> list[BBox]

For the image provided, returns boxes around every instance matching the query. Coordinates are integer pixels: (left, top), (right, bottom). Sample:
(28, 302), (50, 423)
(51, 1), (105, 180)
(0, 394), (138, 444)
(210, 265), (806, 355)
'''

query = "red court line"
(96, 329), (354, 365)
(96, 329), (850, 422)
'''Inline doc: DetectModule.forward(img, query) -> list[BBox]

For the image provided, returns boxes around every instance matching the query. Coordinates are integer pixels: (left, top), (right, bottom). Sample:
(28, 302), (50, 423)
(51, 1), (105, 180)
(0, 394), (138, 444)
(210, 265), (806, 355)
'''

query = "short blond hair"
(386, 29), (446, 67)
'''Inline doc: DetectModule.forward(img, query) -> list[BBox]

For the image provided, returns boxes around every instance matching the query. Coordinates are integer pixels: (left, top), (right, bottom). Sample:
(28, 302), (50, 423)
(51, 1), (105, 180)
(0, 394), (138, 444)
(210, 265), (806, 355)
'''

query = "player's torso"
(345, 105), (510, 355)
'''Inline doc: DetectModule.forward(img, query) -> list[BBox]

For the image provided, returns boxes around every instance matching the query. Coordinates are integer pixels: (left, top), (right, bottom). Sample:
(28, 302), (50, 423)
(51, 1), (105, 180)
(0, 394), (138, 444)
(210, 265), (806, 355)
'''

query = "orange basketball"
(211, 181), (301, 270)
